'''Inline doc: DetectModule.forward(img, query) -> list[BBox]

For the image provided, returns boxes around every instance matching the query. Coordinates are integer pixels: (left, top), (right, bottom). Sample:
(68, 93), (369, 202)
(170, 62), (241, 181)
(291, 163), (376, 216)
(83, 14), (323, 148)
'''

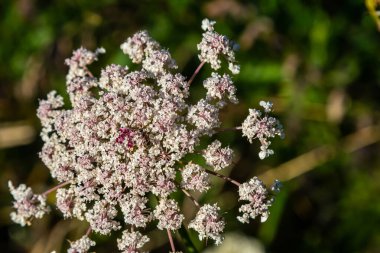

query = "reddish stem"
(217, 126), (242, 132)
(181, 188), (200, 207)
(86, 227), (92, 237)
(188, 61), (206, 86)
(205, 169), (241, 187)
(84, 66), (94, 78)
(167, 229), (176, 252)
(42, 181), (71, 196)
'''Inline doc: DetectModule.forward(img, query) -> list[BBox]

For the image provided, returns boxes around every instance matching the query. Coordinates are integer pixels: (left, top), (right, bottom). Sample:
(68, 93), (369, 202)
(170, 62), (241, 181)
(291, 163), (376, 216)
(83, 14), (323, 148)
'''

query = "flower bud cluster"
(9, 19), (284, 252)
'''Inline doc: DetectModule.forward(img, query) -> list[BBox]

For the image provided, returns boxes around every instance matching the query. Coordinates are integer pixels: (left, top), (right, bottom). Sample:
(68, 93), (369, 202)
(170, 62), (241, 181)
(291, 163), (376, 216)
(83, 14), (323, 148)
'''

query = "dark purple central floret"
(116, 128), (134, 148)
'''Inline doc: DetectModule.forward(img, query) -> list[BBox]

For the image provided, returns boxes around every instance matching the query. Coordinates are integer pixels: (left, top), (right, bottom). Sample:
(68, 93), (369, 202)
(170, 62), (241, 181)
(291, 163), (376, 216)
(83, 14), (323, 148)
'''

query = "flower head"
(241, 101), (284, 159)
(117, 230), (150, 253)
(237, 177), (274, 223)
(181, 163), (210, 192)
(119, 193), (152, 228)
(189, 204), (225, 245)
(8, 181), (50, 226)
(85, 200), (121, 235)
(9, 19), (284, 252)
(187, 99), (220, 135)
(198, 19), (240, 74)
(68, 235), (96, 253)
(203, 72), (238, 106)
(203, 140), (234, 171)
(153, 198), (184, 230)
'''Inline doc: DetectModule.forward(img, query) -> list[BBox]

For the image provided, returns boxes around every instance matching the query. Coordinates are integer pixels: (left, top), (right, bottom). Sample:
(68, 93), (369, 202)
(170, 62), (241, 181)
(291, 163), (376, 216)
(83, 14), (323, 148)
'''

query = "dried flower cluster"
(9, 19), (284, 253)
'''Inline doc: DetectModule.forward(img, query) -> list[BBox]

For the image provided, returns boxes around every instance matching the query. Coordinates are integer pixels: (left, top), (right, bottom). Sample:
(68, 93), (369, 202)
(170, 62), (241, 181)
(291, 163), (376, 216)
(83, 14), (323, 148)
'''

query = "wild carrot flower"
(9, 18), (284, 252)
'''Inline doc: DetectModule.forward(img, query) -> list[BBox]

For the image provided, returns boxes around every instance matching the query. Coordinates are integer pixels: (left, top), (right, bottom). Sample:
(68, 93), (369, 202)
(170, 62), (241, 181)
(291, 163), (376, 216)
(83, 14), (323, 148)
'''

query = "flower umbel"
(68, 235), (96, 253)
(241, 101), (284, 159)
(238, 177), (275, 223)
(8, 181), (50, 226)
(188, 204), (225, 245)
(117, 230), (150, 253)
(9, 19), (284, 252)
(198, 18), (240, 74)
(203, 140), (234, 171)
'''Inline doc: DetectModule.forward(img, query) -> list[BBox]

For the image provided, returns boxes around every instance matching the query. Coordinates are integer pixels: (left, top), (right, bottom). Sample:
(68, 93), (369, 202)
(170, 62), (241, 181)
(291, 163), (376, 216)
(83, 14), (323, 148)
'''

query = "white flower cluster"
(8, 181), (50, 226)
(117, 230), (150, 253)
(9, 19), (284, 253)
(203, 140), (234, 171)
(181, 163), (210, 192)
(153, 198), (184, 230)
(68, 235), (96, 253)
(241, 101), (284, 159)
(238, 177), (278, 223)
(203, 72), (238, 106)
(188, 204), (226, 245)
(119, 193), (151, 228)
(187, 99), (220, 135)
(198, 19), (240, 74)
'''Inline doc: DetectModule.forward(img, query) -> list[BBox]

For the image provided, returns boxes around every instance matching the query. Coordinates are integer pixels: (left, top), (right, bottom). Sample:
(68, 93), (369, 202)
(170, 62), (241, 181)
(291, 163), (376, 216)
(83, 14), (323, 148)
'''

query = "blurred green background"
(1, 0), (380, 252)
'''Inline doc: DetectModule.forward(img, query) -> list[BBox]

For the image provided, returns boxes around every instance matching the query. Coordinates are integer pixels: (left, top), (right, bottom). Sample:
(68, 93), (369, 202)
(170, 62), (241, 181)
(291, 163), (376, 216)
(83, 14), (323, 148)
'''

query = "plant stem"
(84, 66), (94, 78)
(217, 126), (242, 132)
(167, 229), (176, 252)
(181, 188), (200, 207)
(205, 169), (241, 187)
(188, 61), (205, 86)
(86, 227), (92, 236)
(42, 181), (71, 196)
